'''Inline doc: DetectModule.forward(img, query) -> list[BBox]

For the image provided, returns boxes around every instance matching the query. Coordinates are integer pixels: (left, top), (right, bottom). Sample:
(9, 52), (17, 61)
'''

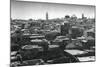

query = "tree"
(29, 18), (33, 21)
(65, 15), (70, 19)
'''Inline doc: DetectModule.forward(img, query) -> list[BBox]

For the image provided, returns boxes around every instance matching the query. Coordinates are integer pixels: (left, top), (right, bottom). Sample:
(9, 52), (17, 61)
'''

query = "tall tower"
(82, 13), (84, 19)
(46, 12), (48, 21)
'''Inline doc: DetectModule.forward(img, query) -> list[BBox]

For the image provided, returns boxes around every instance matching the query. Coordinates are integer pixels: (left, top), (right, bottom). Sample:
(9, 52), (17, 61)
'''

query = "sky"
(11, 0), (95, 20)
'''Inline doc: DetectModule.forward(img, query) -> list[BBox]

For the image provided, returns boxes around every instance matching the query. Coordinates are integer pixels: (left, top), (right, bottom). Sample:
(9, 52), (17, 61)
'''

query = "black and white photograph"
(10, 0), (95, 67)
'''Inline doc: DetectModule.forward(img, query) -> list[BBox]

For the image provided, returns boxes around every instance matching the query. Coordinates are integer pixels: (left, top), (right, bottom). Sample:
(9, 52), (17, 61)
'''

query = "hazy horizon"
(11, 0), (95, 20)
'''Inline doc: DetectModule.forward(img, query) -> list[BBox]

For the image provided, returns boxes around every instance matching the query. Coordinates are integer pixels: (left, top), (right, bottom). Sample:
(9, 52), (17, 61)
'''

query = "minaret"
(46, 12), (48, 21)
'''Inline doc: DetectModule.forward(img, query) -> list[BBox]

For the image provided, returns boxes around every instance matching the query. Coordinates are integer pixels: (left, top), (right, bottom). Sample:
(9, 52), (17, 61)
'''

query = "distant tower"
(82, 13), (84, 19)
(46, 12), (48, 21)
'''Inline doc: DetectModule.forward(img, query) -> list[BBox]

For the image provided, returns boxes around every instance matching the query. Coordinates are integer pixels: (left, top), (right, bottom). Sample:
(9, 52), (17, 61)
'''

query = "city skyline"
(11, 0), (95, 20)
